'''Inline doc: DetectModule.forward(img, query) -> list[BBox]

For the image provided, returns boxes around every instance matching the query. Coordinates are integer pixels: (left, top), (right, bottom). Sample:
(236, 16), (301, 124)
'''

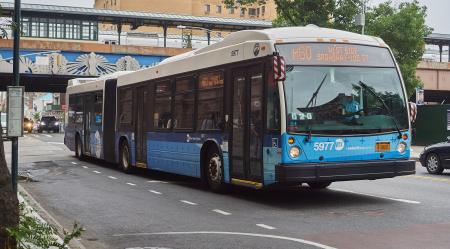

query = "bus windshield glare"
(277, 43), (408, 135)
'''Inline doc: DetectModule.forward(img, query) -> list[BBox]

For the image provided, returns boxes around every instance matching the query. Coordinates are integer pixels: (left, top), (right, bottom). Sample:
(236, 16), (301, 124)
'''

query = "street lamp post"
(177, 25), (212, 45)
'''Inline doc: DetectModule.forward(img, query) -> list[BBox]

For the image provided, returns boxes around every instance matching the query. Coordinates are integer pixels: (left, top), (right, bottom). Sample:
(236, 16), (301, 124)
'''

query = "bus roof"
(117, 26), (388, 87)
(67, 71), (133, 95)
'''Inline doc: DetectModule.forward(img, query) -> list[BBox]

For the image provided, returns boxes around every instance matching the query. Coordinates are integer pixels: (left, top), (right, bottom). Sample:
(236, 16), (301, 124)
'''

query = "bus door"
(83, 94), (95, 156)
(230, 66), (264, 186)
(135, 85), (149, 167)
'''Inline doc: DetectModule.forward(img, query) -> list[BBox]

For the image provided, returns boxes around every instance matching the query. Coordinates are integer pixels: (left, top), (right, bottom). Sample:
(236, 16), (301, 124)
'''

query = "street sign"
(7, 86), (24, 137)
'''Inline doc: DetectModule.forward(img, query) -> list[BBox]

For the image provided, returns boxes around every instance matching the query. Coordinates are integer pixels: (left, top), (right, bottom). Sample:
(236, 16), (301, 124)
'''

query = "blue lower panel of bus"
(146, 132), (230, 182)
(147, 140), (200, 177)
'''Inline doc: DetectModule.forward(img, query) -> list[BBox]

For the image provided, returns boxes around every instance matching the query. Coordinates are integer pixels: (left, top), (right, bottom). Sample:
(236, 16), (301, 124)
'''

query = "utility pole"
(11, 0), (21, 193)
(356, 0), (367, 35)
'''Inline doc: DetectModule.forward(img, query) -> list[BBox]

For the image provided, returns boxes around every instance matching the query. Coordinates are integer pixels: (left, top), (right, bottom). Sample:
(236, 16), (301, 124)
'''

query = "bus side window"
(94, 92), (103, 126)
(118, 88), (133, 129)
(173, 78), (194, 130)
(154, 81), (172, 129)
(197, 71), (224, 131)
(69, 95), (83, 125)
(266, 80), (280, 131)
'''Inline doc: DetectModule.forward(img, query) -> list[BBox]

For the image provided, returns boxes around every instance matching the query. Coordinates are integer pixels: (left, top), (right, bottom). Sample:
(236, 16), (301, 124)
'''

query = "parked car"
(23, 118), (33, 133)
(38, 116), (60, 133)
(419, 138), (450, 174)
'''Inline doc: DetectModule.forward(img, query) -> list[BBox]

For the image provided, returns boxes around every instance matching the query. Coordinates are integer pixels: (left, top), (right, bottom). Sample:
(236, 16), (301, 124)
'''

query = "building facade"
(94, 0), (277, 20)
(94, 0), (277, 42)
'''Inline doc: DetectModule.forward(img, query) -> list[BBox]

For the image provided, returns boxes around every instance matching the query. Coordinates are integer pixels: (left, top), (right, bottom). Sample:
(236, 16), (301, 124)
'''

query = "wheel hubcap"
(77, 142), (81, 156)
(122, 147), (129, 169)
(208, 154), (222, 183)
(427, 155), (439, 171)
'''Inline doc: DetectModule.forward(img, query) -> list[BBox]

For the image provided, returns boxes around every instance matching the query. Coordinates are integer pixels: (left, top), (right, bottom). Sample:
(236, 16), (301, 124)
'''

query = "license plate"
(375, 142), (390, 152)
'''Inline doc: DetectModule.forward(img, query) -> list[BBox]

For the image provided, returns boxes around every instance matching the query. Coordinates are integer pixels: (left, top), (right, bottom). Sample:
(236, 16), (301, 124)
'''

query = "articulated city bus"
(65, 26), (415, 191)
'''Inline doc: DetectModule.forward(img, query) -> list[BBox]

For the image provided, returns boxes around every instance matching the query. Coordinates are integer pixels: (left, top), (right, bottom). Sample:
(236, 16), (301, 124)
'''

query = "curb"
(19, 184), (87, 249)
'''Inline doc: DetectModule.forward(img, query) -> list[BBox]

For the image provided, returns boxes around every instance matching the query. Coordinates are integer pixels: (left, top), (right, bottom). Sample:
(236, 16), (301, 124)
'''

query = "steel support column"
(163, 23), (168, 48)
(207, 31), (211, 45)
(117, 23), (122, 45)
(439, 44), (443, 62)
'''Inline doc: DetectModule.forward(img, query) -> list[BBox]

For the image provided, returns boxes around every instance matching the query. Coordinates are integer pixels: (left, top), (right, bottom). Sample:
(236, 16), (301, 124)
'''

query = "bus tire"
(206, 147), (226, 193)
(119, 141), (133, 174)
(75, 135), (84, 160)
(308, 181), (332, 189)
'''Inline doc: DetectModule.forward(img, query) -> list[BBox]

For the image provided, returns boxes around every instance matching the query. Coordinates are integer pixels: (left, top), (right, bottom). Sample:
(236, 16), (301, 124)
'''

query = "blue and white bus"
(65, 26), (415, 191)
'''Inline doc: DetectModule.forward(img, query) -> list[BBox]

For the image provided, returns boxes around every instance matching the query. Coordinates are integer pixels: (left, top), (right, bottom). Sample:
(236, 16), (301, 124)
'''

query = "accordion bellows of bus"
(65, 25), (415, 192)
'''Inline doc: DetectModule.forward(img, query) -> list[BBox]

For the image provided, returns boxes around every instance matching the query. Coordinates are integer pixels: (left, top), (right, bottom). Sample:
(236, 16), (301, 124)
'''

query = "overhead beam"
(0, 73), (95, 93)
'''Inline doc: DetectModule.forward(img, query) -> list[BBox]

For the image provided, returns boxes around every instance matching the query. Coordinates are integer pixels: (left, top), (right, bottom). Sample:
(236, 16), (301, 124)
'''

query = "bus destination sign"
(277, 43), (395, 67)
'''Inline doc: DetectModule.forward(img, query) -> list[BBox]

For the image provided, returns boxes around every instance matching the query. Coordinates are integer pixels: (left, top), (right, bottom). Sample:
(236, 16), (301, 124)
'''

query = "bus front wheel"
(206, 148), (226, 193)
(307, 181), (332, 189)
(120, 141), (133, 174)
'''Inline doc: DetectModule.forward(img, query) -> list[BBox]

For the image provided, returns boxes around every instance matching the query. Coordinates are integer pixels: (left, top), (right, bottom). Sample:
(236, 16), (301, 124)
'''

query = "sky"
(5, 0), (449, 34)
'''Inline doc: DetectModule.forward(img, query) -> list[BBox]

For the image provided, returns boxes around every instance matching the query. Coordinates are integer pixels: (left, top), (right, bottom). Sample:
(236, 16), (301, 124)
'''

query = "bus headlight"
(289, 146), (301, 158)
(397, 142), (407, 154)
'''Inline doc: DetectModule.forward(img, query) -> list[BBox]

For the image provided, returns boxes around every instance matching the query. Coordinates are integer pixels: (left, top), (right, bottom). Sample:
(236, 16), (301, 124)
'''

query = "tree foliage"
(366, 1), (432, 96)
(7, 203), (84, 249)
(223, 0), (431, 96)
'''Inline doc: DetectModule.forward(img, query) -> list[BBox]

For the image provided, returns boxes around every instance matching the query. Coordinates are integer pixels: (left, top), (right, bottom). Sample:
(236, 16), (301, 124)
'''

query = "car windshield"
(283, 66), (408, 135)
(42, 117), (56, 122)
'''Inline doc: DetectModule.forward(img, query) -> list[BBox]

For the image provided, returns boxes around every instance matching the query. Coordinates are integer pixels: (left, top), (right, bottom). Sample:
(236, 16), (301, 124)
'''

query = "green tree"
(365, 1), (432, 96)
(223, 0), (363, 29)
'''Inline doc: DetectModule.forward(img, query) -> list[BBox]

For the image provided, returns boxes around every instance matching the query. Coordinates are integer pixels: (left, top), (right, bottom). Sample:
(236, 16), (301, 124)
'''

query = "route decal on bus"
(277, 43), (395, 67)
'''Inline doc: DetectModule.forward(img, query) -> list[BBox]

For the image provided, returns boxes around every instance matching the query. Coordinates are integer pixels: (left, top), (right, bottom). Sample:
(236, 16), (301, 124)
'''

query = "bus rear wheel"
(120, 141), (133, 174)
(206, 148), (226, 193)
(308, 181), (332, 189)
(75, 135), (84, 160)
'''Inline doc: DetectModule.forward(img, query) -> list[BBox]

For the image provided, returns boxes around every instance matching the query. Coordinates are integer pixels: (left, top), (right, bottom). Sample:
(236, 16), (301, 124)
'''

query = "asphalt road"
(8, 133), (450, 249)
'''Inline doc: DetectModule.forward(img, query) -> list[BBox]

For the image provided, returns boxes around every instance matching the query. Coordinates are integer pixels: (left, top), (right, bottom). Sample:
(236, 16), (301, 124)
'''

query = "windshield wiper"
(301, 74), (327, 142)
(305, 74), (328, 109)
(358, 81), (403, 139)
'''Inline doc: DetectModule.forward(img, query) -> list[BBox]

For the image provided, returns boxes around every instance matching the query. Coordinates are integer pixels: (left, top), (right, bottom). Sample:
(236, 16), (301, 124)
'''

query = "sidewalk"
(411, 145), (424, 160)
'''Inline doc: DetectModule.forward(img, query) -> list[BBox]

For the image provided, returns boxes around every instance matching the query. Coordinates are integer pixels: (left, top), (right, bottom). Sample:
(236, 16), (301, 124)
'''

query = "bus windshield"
(283, 66), (408, 135)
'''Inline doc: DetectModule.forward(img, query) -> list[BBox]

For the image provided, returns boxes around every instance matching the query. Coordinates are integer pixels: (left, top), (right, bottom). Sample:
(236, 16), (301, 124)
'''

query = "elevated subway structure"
(425, 33), (450, 63)
(0, 2), (271, 93)
(0, 2), (272, 46)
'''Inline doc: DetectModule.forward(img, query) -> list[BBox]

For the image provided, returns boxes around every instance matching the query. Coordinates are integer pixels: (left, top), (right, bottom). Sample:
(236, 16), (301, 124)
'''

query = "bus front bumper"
(275, 159), (415, 183)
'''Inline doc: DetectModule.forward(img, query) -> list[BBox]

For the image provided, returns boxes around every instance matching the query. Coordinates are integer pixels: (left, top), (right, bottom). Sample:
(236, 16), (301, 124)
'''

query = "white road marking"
(256, 224), (276, 230)
(108, 176), (118, 180)
(149, 190), (162, 195)
(24, 135), (28, 138)
(113, 231), (337, 249)
(82, 166), (89, 169)
(180, 200), (197, 205)
(48, 142), (64, 145)
(147, 180), (168, 183)
(126, 183), (136, 186)
(71, 162), (77, 165)
(93, 170), (101, 174)
(32, 134), (39, 137)
(44, 134), (52, 137)
(212, 209), (231, 216)
(332, 188), (421, 204)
